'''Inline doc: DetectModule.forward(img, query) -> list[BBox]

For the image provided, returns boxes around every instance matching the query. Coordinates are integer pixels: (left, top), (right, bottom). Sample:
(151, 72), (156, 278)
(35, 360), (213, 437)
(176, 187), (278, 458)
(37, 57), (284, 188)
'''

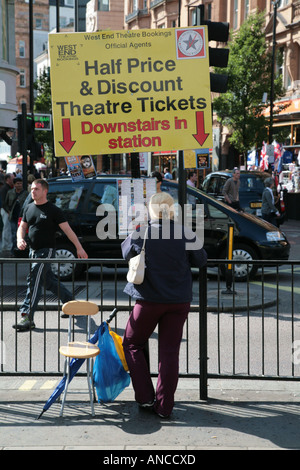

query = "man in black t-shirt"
(13, 179), (88, 332)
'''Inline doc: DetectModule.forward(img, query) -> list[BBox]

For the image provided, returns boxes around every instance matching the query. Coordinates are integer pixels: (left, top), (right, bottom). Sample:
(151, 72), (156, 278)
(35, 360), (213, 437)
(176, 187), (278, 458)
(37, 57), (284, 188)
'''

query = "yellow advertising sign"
(184, 150), (197, 169)
(49, 27), (212, 156)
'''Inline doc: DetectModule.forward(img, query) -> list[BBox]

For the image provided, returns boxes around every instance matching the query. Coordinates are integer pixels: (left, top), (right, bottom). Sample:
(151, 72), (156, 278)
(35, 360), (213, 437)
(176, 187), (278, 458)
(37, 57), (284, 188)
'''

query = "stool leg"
(86, 358), (95, 416)
(60, 357), (71, 417)
(92, 358), (97, 403)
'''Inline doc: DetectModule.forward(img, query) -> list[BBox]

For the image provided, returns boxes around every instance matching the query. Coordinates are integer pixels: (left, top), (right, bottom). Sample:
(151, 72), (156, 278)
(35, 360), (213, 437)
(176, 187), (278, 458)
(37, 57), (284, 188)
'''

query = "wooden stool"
(59, 300), (100, 417)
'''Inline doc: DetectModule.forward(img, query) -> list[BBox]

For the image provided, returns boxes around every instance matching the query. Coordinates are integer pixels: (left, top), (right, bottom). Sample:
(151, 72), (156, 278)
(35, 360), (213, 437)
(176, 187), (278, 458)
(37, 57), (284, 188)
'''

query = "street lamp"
(269, 0), (280, 144)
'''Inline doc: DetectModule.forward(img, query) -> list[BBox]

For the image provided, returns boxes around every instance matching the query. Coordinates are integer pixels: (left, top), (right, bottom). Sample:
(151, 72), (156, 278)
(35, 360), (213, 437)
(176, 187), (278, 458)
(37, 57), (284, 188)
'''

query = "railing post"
(199, 264), (208, 400)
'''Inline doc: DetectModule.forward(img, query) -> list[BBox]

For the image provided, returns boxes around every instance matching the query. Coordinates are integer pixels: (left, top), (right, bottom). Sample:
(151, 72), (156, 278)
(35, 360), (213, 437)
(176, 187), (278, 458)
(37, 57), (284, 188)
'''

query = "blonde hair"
(148, 192), (175, 220)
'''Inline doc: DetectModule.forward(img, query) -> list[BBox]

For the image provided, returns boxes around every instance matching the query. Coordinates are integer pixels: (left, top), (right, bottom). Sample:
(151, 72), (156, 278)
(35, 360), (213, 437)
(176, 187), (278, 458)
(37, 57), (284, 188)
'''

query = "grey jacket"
(3, 188), (29, 221)
(261, 187), (277, 215)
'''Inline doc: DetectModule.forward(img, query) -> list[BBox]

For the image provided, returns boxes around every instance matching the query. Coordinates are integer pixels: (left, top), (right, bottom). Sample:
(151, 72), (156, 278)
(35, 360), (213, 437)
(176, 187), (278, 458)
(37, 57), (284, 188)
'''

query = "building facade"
(264, 1), (300, 151)
(86, 0), (124, 32)
(0, 0), (19, 140)
(14, 0), (49, 114)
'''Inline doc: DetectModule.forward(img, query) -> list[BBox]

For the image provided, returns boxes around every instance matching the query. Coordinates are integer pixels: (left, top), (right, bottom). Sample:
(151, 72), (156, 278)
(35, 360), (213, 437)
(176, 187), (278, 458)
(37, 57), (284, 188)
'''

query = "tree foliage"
(33, 69), (54, 161)
(213, 11), (285, 157)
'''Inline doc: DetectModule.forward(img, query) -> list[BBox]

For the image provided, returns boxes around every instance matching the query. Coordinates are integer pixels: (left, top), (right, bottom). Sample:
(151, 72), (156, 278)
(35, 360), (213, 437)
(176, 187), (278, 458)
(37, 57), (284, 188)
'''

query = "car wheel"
(51, 246), (83, 281)
(221, 244), (258, 282)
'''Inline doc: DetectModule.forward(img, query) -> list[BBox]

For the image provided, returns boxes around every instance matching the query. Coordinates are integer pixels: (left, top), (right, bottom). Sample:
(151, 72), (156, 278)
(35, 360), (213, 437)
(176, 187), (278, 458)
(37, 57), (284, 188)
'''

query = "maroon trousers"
(123, 300), (190, 417)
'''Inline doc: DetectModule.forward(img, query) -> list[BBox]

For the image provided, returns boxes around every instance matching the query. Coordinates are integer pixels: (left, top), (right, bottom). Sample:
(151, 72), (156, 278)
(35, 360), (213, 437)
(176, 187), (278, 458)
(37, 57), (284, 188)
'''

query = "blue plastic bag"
(93, 322), (130, 403)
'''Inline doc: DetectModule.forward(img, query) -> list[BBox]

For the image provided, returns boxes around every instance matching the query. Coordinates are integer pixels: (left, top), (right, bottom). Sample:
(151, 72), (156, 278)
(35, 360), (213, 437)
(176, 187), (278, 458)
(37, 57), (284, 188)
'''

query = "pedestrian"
(3, 177), (28, 255)
(27, 173), (35, 193)
(0, 173), (14, 256)
(13, 179), (88, 332)
(121, 192), (207, 418)
(186, 171), (197, 188)
(151, 171), (163, 192)
(222, 168), (242, 210)
(163, 167), (172, 179)
(261, 177), (280, 226)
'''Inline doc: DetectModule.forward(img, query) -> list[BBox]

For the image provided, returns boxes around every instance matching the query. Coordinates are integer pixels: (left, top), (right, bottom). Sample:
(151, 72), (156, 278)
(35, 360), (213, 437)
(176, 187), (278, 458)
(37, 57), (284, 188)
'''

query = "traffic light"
(26, 116), (44, 161)
(26, 115), (35, 153)
(193, 5), (229, 93)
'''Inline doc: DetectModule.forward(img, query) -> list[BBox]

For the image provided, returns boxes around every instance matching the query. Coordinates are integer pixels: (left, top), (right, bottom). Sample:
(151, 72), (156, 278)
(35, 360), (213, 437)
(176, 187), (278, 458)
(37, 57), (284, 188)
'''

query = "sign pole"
(178, 150), (186, 218)
(21, 103), (28, 190)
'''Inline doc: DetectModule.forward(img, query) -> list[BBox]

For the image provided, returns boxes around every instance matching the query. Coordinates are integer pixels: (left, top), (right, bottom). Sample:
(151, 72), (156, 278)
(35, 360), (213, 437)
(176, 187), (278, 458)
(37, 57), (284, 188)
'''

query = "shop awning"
(152, 151), (177, 156)
(263, 97), (300, 118)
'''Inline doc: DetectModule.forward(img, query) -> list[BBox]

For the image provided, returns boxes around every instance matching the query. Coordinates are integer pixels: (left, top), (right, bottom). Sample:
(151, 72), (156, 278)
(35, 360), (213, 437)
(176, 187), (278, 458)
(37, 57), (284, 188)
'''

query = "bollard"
(222, 222), (236, 295)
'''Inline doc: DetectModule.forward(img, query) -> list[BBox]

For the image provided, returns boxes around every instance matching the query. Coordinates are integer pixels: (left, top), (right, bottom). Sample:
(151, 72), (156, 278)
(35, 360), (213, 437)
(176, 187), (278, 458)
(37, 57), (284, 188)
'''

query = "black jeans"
(20, 247), (73, 319)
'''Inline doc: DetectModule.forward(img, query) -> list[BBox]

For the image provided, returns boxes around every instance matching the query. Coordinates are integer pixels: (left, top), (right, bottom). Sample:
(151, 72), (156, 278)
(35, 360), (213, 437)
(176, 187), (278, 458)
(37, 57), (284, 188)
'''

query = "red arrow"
(59, 118), (76, 154)
(192, 111), (209, 146)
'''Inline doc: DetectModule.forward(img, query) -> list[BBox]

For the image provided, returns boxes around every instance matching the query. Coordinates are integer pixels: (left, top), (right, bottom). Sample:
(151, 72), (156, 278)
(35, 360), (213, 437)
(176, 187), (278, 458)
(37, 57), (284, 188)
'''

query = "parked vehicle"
(36, 175), (290, 282)
(201, 170), (286, 224)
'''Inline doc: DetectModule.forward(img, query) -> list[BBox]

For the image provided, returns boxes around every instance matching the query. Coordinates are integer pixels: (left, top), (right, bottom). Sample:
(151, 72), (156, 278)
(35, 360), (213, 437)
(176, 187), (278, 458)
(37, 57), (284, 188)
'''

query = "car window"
(206, 201), (228, 219)
(218, 176), (228, 195)
(240, 175), (265, 192)
(88, 182), (118, 213)
(162, 184), (178, 202)
(204, 176), (219, 193)
(47, 182), (87, 212)
(162, 183), (207, 221)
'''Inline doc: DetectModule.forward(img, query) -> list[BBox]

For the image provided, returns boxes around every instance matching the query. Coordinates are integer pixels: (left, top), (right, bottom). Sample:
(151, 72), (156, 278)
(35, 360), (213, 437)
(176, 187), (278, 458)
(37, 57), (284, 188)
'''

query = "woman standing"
(122, 192), (207, 418)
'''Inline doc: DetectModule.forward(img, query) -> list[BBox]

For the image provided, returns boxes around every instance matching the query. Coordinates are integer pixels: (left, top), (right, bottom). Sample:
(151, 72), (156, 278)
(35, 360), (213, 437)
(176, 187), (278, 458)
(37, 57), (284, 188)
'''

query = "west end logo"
(57, 44), (78, 61)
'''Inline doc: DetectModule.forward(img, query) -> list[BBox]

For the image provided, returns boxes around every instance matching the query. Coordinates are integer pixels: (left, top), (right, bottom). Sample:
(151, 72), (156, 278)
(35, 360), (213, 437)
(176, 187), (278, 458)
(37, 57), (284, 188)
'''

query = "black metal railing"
(1, 257), (300, 400)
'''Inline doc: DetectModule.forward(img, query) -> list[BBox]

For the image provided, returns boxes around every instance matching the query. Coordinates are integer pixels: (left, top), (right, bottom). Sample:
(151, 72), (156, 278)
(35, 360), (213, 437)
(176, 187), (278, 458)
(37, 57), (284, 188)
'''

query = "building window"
(98, 0), (109, 11)
(244, 0), (249, 19)
(233, 0), (238, 30)
(60, 16), (73, 27)
(278, 0), (290, 8)
(207, 3), (212, 20)
(286, 71), (292, 89)
(0, 81), (6, 104)
(19, 40), (25, 58)
(20, 69), (26, 88)
(35, 18), (42, 29)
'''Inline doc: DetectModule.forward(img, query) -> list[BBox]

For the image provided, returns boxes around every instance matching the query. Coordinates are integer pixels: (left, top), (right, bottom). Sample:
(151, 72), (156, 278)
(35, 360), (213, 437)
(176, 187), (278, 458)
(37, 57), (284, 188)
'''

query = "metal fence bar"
(261, 263), (265, 376)
(199, 264), (207, 400)
(287, 263), (295, 381)
(1, 257), (300, 400)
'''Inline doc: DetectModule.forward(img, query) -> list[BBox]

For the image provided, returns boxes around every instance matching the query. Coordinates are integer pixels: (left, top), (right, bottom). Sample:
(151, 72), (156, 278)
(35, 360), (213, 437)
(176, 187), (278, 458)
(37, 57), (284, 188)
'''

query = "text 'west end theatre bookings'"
(49, 27), (213, 157)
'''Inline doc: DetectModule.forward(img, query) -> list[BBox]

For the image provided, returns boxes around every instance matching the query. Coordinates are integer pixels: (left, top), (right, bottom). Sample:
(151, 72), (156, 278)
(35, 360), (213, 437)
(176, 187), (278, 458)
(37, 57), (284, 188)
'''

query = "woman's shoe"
(138, 401), (154, 409)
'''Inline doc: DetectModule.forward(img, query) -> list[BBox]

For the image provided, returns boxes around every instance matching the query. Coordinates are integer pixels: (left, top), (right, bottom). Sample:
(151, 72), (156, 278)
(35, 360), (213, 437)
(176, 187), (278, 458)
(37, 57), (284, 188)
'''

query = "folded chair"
(59, 300), (100, 417)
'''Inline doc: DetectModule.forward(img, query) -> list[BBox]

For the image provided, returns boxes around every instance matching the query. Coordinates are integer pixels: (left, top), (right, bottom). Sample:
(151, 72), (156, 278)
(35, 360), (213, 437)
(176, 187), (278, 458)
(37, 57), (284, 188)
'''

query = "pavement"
(1, 377), (300, 451)
(1, 218), (300, 452)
